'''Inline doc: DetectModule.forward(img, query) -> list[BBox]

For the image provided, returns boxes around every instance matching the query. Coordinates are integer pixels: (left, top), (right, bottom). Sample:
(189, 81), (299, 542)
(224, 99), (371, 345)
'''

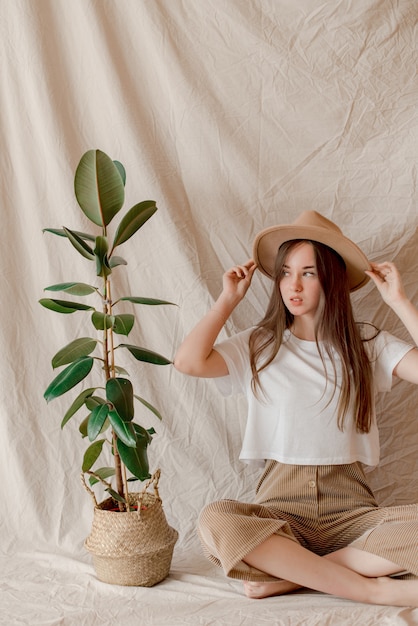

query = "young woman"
(174, 211), (418, 607)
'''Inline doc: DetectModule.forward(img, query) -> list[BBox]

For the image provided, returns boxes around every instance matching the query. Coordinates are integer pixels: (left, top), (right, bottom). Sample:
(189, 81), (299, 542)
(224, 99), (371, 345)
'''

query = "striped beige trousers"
(198, 461), (418, 582)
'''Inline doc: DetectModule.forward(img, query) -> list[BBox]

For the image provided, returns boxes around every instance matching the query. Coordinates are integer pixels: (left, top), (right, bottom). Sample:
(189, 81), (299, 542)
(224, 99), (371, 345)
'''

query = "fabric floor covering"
(1, 1), (418, 623)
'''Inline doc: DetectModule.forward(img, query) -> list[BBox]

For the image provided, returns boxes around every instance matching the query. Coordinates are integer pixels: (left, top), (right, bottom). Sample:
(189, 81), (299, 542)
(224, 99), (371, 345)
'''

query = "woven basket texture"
(85, 492), (178, 586)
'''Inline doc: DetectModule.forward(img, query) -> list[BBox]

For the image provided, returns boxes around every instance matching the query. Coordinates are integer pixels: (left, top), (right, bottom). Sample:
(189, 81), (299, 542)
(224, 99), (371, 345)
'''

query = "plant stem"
(103, 282), (111, 380)
(106, 279), (116, 377)
(121, 462), (130, 510)
(113, 430), (125, 511)
(104, 277), (125, 510)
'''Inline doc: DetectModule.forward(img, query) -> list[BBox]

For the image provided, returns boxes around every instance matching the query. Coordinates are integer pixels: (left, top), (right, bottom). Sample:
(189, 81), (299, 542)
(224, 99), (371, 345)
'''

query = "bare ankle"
(243, 580), (301, 599)
(369, 576), (418, 608)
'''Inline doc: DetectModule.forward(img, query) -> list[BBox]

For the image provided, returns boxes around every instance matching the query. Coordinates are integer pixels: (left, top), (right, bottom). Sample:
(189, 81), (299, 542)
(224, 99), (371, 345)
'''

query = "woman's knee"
(198, 500), (231, 553)
(199, 500), (230, 532)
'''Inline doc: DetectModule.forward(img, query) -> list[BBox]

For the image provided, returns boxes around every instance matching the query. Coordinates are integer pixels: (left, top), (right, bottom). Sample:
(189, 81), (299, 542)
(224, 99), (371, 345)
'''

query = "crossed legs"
(242, 535), (418, 607)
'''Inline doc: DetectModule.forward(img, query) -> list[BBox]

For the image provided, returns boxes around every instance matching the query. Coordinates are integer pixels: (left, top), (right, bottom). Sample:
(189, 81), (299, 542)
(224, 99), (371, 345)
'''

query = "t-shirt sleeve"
(371, 330), (414, 392)
(212, 328), (253, 396)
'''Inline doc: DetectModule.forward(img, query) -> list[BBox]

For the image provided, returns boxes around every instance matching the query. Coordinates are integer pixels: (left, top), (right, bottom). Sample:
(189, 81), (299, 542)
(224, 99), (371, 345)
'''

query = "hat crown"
(293, 210), (343, 236)
(253, 210), (370, 291)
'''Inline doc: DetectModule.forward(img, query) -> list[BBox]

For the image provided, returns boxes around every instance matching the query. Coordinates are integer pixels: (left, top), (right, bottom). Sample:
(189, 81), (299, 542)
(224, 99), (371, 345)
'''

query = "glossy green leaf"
(44, 282), (97, 296)
(85, 395), (106, 410)
(134, 394), (162, 420)
(113, 314), (134, 336)
(94, 235), (112, 278)
(39, 298), (95, 314)
(61, 387), (96, 428)
(91, 311), (114, 330)
(51, 337), (98, 368)
(106, 378), (134, 421)
(118, 296), (176, 306)
(44, 357), (94, 402)
(43, 228), (95, 241)
(82, 416), (110, 438)
(108, 410), (136, 447)
(79, 415), (89, 437)
(88, 403), (110, 441)
(133, 423), (154, 444)
(106, 488), (127, 503)
(100, 417), (110, 434)
(89, 466), (115, 486)
(117, 436), (150, 481)
(63, 227), (95, 260)
(113, 160), (126, 185)
(74, 149), (125, 227)
(112, 201), (157, 249)
(119, 344), (172, 365)
(109, 255), (127, 268)
(82, 439), (106, 472)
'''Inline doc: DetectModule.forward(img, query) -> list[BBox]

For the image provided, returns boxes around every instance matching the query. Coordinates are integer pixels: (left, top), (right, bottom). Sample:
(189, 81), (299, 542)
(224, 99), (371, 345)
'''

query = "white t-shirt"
(214, 328), (413, 467)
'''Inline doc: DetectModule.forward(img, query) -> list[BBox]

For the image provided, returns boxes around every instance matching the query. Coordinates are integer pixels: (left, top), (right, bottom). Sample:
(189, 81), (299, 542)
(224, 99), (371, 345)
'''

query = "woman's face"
(279, 242), (323, 322)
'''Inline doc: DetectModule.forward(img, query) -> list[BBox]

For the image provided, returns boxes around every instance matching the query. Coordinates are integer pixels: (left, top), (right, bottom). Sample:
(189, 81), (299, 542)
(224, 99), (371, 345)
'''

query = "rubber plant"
(40, 149), (174, 511)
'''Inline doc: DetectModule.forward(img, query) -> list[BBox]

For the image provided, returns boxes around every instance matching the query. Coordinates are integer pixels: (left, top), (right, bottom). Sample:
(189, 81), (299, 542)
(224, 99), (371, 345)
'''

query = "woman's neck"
(290, 318), (318, 342)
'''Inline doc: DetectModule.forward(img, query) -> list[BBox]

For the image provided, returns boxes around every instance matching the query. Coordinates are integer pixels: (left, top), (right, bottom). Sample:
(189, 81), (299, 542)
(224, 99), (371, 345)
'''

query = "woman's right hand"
(222, 259), (257, 303)
(174, 259), (257, 378)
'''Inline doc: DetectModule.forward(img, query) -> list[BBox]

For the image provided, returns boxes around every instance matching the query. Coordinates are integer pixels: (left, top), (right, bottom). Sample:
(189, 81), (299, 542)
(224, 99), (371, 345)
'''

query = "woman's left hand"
(365, 262), (407, 307)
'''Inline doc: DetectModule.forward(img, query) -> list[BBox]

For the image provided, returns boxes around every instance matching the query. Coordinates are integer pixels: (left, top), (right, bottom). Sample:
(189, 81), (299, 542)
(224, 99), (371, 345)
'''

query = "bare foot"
(243, 580), (302, 599)
(243, 576), (418, 607)
(372, 576), (418, 608)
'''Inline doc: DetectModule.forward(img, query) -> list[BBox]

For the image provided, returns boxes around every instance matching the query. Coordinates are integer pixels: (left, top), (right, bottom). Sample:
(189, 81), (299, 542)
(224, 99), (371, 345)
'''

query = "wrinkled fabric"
(1, 0), (418, 623)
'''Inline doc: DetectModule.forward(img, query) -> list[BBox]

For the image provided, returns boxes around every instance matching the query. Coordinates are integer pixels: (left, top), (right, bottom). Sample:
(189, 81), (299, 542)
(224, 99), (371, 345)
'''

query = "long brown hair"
(249, 239), (374, 433)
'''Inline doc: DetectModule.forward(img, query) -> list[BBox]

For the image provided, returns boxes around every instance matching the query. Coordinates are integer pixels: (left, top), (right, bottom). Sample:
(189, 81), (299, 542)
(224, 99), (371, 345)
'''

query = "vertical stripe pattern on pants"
(198, 461), (418, 582)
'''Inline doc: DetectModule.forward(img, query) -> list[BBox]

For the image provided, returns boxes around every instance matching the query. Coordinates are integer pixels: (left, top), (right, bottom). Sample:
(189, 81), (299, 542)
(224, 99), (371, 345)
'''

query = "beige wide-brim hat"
(253, 210), (371, 292)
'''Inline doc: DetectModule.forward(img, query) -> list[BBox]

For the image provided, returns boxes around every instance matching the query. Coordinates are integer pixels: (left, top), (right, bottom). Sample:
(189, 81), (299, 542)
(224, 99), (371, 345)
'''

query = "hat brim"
(253, 224), (371, 292)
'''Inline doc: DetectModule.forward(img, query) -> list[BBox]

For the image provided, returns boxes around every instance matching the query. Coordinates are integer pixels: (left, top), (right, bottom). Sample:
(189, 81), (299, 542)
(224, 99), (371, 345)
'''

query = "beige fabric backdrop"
(1, 1), (418, 624)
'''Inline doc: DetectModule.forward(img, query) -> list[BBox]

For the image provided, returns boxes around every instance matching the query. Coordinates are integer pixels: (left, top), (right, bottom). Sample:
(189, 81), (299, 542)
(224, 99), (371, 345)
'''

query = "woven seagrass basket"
(84, 470), (178, 586)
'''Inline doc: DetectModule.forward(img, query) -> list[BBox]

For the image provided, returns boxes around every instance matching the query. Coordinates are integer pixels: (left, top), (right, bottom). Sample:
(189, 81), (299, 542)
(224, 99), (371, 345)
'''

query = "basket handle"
(137, 468), (161, 517)
(80, 472), (98, 507)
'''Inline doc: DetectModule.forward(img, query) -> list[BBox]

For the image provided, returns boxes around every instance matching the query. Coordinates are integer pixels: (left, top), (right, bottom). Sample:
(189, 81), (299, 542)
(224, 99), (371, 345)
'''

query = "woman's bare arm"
(366, 262), (418, 383)
(174, 260), (257, 378)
